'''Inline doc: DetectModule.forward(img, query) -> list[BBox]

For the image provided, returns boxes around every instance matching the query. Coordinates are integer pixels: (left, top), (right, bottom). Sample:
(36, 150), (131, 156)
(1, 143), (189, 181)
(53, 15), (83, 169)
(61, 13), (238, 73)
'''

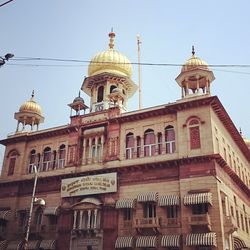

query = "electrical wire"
(11, 56), (250, 68)
(0, 0), (15, 7)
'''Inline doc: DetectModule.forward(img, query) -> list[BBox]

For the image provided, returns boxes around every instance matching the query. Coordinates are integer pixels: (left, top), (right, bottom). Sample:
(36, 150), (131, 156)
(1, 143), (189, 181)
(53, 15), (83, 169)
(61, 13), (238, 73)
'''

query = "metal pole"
(24, 166), (38, 250)
(137, 34), (142, 110)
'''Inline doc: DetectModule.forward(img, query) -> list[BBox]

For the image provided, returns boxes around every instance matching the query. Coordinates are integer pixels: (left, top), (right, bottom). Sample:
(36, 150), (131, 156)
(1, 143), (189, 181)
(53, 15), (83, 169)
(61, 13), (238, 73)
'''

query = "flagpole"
(137, 34), (142, 110)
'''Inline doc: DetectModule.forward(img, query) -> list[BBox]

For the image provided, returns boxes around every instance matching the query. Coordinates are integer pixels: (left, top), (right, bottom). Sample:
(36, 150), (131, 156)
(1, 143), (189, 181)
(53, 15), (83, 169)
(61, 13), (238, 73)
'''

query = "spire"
(31, 90), (35, 101)
(109, 28), (115, 49)
(192, 45), (195, 57)
(239, 127), (242, 136)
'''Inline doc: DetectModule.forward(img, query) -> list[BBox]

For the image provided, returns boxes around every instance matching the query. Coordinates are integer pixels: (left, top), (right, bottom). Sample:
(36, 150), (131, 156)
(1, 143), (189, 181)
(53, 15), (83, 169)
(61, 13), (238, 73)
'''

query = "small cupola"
(68, 91), (89, 116)
(175, 46), (215, 98)
(14, 91), (44, 132)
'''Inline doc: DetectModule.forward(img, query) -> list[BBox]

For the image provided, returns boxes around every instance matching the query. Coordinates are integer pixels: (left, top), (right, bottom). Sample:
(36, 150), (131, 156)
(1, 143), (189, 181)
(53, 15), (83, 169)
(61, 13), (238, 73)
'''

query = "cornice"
(0, 125), (78, 146)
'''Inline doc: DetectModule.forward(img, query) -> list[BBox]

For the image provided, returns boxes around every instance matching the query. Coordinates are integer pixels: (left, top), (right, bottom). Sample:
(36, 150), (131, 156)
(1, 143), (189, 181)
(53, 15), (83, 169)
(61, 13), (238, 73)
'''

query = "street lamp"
(0, 53), (14, 67)
(24, 165), (39, 250)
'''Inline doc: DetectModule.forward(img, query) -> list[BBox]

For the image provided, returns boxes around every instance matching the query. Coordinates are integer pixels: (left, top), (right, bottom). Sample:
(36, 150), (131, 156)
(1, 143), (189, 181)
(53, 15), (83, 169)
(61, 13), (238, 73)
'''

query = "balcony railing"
(189, 213), (211, 230)
(73, 224), (101, 231)
(161, 218), (180, 227)
(133, 217), (160, 229)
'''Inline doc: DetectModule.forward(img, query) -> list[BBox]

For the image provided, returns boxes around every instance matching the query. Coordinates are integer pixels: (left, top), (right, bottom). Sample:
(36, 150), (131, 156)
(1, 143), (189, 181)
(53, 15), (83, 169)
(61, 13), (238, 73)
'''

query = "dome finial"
(109, 28), (115, 49)
(192, 45), (195, 57)
(239, 127), (242, 135)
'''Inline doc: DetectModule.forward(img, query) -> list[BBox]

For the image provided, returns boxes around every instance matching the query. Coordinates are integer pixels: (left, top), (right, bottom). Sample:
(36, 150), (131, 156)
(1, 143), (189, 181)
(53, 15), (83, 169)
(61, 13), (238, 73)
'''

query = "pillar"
(82, 139), (86, 165)
(101, 135), (104, 162)
(79, 210), (83, 229)
(73, 210), (77, 229)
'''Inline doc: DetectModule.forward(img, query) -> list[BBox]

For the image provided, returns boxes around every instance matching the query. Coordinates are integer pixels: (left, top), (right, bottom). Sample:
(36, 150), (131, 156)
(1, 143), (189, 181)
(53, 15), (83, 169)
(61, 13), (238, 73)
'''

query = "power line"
(9, 63), (87, 67)
(7, 63), (250, 76)
(11, 56), (250, 68)
(0, 0), (15, 7)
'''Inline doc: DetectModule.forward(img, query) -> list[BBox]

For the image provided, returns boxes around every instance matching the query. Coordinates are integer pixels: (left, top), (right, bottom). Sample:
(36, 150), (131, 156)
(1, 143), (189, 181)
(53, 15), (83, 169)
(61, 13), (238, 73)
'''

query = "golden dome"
(181, 46), (209, 72)
(19, 91), (42, 115)
(243, 137), (250, 148)
(88, 31), (132, 78)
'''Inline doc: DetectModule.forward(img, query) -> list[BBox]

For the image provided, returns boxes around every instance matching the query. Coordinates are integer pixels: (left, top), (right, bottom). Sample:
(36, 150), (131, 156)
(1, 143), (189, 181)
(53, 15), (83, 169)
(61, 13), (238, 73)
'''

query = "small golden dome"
(88, 31), (132, 78)
(19, 91), (42, 115)
(181, 46), (209, 72)
(243, 137), (250, 148)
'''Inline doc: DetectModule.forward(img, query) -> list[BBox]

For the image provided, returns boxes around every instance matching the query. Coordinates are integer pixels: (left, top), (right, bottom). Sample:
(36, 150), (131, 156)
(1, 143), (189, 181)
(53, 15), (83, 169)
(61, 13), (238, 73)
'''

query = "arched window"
(42, 147), (52, 171)
(58, 144), (66, 168)
(126, 133), (134, 159)
(7, 150), (19, 176)
(165, 125), (176, 154)
(110, 85), (117, 93)
(28, 149), (36, 173)
(188, 118), (201, 149)
(97, 86), (104, 102)
(144, 129), (155, 157)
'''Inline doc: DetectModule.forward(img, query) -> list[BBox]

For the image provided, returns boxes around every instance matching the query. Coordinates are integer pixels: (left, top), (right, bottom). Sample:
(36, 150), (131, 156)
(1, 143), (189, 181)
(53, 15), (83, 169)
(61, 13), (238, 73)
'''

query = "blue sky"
(1, 0), (250, 167)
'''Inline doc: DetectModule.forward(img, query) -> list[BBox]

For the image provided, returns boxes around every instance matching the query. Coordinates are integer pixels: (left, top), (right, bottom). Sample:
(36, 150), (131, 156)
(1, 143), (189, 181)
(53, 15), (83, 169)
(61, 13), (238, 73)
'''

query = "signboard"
(78, 238), (100, 246)
(61, 172), (117, 197)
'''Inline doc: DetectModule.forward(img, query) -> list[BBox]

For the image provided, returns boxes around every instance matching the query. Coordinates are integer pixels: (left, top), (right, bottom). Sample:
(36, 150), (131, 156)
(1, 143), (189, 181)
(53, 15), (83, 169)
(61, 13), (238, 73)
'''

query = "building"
(0, 31), (250, 250)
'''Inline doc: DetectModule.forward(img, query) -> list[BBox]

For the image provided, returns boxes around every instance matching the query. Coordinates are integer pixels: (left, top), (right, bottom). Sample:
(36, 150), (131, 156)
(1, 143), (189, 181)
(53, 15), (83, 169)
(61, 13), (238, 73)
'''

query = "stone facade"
(0, 35), (249, 250)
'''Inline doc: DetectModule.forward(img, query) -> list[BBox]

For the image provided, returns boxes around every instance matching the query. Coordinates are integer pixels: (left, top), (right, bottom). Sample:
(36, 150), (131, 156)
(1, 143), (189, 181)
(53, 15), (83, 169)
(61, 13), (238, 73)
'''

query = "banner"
(61, 172), (117, 197)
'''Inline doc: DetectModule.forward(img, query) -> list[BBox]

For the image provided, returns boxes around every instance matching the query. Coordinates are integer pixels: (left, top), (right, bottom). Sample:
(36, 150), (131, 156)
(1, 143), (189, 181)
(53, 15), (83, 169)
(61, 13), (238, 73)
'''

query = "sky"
(1, 0), (250, 167)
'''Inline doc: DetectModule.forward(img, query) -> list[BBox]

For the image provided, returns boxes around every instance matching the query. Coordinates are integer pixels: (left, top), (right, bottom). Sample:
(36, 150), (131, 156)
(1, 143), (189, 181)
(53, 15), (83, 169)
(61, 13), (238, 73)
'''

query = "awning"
(27, 240), (41, 250)
(233, 237), (247, 249)
(39, 240), (56, 249)
(115, 236), (134, 248)
(43, 207), (59, 216)
(0, 240), (8, 250)
(161, 235), (180, 247)
(0, 210), (11, 221)
(136, 236), (157, 248)
(137, 192), (158, 202)
(186, 232), (217, 246)
(183, 192), (213, 205)
(6, 241), (23, 250)
(115, 198), (136, 209)
(158, 195), (180, 206)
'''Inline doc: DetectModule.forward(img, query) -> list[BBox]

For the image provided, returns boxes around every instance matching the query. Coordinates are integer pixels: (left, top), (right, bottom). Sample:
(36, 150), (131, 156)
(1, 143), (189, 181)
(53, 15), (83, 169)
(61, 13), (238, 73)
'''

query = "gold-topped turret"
(176, 46), (215, 99)
(87, 30), (132, 78)
(181, 46), (209, 73)
(14, 91), (44, 132)
(82, 31), (137, 113)
(19, 90), (42, 115)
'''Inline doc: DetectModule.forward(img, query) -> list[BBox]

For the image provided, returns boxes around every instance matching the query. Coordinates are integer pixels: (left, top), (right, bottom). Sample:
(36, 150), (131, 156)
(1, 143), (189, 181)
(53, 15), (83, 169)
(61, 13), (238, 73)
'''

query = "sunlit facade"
(0, 33), (250, 250)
